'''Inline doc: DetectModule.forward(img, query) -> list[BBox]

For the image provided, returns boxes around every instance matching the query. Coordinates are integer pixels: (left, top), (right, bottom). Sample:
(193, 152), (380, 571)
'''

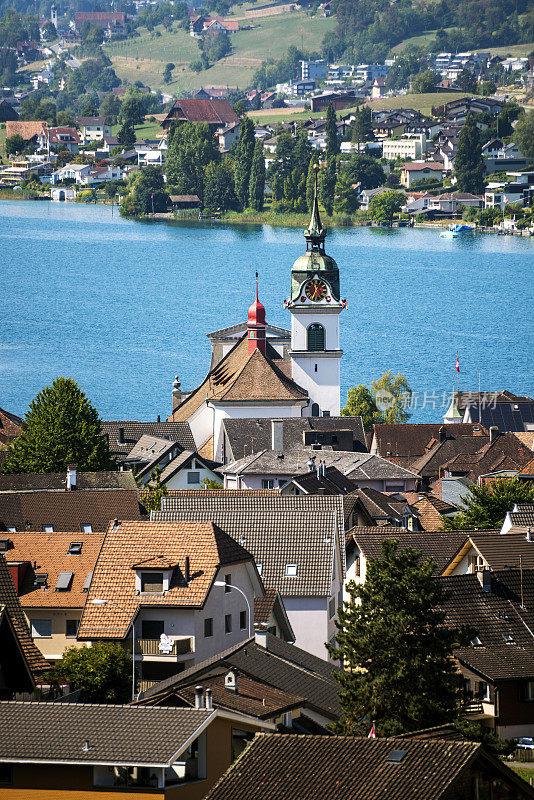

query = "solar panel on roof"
(55, 571), (73, 591)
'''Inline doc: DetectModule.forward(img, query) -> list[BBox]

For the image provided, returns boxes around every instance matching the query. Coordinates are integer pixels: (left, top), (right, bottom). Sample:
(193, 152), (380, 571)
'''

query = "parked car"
(516, 738), (534, 750)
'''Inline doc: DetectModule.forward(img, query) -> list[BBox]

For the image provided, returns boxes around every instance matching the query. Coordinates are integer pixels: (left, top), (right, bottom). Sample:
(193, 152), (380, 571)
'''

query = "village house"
(0, 702), (273, 798)
(453, 391), (534, 433)
(342, 487), (422, 530)
(501, 504), (534, 535)
(424, 192), (483, 216)
(152, 492), (345, 660)
(100, 420), (195, 464)
(162, 99), (240, 151)
(382, 134), (426, 161)
(442, 531), (534, 576)
(78, 519), (264, 691)
(74, 11), (126, 36)
(75, 116), (112, 144)
(0, 467), (141, 532)
(203, 732), (534, 800)
(137, 629), (341, 732)
(123, 434), (222, 490)
(2, 531), (103, 662)
(400, 161), (445, 188)
(369, 422), (486, 470)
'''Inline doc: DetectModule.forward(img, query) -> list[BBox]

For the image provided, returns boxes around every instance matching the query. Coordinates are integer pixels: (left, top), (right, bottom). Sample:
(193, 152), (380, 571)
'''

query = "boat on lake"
(440, 224), (474, 239)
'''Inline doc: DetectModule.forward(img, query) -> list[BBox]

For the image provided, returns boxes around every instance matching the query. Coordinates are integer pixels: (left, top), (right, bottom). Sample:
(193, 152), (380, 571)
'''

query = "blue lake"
(0, 199), (533, 423)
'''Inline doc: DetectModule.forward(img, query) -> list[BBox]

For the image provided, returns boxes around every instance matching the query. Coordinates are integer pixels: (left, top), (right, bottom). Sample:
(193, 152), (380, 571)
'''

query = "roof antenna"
(255, 271), (259, 300)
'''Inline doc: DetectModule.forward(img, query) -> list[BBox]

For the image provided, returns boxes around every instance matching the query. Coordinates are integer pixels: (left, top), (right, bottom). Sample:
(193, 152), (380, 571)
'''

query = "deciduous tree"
(328, 539), (473, 735)
(48, 643), (132, 703)
(2, 377), (114, 474)
(443, 479), (534, 531)
(165, 121), (219, 201)
(513, 109), (534, 159)
(368, 189), (405, 223)
(204, 157), (238, 211)
(341, 385), (378, 431)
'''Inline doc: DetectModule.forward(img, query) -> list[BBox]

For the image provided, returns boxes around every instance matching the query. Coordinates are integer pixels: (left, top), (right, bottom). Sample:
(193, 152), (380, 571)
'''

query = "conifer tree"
(248, 139), (265, 212)
(454, 113), (485, 194)
(325, 103), (339, 159)
(328, 539), (473, 736)
(319, 156), (337, 216)
(3, 377), (114, 474)
(333, 170), (359, 214)
(117, 121), (136, 149)
(234, 116), (256, 210)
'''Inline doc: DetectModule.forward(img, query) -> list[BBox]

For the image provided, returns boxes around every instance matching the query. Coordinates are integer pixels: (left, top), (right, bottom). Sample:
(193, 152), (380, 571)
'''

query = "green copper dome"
(290, 164), (340, 302)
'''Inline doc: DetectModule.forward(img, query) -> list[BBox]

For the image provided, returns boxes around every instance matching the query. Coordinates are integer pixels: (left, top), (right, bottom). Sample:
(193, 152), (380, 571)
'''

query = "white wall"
(290, 307), (342, 416)
(165, 461), (221, 490)
(282, 596), (329, 660)
(212, 403), (304, 463)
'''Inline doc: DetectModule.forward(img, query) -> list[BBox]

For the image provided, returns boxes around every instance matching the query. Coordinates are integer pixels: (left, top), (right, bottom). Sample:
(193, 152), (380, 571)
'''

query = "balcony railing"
(135, 638), (192, 657)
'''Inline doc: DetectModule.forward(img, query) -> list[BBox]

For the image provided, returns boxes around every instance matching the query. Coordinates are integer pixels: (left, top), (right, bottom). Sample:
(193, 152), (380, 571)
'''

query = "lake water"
(0, 199), (532, 424)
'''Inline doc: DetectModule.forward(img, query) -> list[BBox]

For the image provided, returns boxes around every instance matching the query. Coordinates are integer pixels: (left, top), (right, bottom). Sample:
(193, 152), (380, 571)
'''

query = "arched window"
(311, 403), (320, 417)
(307, 324), (325, 352)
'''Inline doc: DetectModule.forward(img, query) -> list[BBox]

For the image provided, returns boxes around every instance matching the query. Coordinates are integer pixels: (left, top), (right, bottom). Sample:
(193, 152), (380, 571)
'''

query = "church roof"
(169, 335), (307, 422)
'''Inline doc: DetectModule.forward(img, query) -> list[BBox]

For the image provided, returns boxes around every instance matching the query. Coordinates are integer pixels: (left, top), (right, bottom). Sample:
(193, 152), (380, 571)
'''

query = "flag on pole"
(368, 724), (376, 738)
(455, 352), (460, 373)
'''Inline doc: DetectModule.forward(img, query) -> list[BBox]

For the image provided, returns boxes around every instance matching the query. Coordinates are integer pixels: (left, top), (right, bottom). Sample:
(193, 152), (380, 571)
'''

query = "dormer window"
(141, 572), (164, 593)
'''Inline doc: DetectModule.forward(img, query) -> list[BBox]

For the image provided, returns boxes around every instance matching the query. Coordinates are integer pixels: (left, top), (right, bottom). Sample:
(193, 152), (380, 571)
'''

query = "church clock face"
(304, 279), (328, 302)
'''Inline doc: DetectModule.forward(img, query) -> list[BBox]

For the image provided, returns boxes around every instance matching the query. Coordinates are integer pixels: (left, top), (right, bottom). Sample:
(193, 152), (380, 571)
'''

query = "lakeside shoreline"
(1, 193), (532, 236)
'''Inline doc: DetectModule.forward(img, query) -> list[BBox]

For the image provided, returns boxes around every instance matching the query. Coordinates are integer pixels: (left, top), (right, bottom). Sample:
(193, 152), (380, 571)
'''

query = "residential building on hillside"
(162, 99), (239, 143)
(401, 161), (445, 188)
(0, 468), (141, 532)
(153, 493), (345, 660)
(2, 532), (103, 662)
(382, 134), (426, 161)
(300, 59), (327, 81)
(75, 116), (112, 144)
(203, 732), (534, 800)
(137, 630), (342, 732)
(78, 520), (263, 690)
(0, 703), (273, 798)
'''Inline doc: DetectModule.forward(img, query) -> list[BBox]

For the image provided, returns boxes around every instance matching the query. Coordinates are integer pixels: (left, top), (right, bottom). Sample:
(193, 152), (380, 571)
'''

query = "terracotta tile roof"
(141, 632), (341, 719)
(78, 520), (255, 640)
(410, 495), (458, 530)
(204, 734), (486, 800)
(100, 421), (195, 461)
(0, 554), (49, 675)
(514, 432), (534, 451)
(165, 98), (239, 127)
(343, 487), (412, 524)
(170, 336), (307, 423)
(48, 126), (81, 144)
(0, 702), (213, 764)
(403, 161), (444, 171)
(3, 532), (103, 608)
(152, 510), (338, 597)
(0, 406), (22, 445)
(518, 457), (534, 476)
(254, 587), (279, 624)
(5, 120), (46, 140)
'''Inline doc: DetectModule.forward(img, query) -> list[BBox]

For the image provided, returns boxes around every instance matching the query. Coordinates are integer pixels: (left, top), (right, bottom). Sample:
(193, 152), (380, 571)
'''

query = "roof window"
(68, 542), (83, 555)
(285, 564), (298, 577)
(257, 564), (262, 576)
(81, 524), (92, 533)
(471, 636), (483, 648)
(55, 571), (73, 591)
(386, 750), (407, 763)
(503, 634), (516, 645)
(82, 571), (93, 592)
(0, 538), (12, 552)
(34, 573), (48, 588)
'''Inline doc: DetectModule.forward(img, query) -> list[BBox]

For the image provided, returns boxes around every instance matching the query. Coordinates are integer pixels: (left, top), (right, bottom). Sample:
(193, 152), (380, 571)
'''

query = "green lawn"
(105, 11), (335, 92)
(474, 42), (534, 56)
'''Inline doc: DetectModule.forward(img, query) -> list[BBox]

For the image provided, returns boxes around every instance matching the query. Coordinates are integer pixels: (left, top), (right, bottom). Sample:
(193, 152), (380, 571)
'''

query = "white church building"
(168, 173), (346, 462)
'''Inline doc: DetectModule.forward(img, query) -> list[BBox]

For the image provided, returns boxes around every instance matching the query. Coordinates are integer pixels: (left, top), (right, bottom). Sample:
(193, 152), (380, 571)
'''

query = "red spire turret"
(247, 273), (266, 354)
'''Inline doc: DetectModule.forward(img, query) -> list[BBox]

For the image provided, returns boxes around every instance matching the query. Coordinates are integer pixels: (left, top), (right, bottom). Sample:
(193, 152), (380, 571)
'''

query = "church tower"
(286, 165), (345, 417)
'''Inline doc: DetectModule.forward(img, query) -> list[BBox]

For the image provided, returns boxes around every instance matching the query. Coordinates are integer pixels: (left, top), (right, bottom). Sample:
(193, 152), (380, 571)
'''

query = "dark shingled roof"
(440, 570), (534, 680)
(0, 702), (213, 764)
(140, 632), (341, 720)
(222, 416), (367, 462)
(468, 533), (534, 571)
(204, 734), (495, 800)
(371, 424), (486, 470)
(100, 421), (195, 461)
(0, 554), (49, 676)
(0, 407), (22, 445)
(152, 510), (338, 596)
(0, 472), (137, 492)
(347, 530), (469, 573)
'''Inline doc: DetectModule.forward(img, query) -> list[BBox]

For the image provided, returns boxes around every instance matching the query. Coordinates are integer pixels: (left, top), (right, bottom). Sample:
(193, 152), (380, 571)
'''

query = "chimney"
(194, 685), (204, 709)
(172, 376), (183, 413)
(271, 420), (283, 452)
(205, 687), (213, 709)
(438, 426), (446, 443)
(476, 569), (492, 592)
(255, 629), (268, 649)
(118, 427), (125, 444)
(526, 528), (533, 543)
(157, 414), (161, 423)
(66, 465), (77, 491)
(184, 556), (191, 584)
(224, 670), (238, 693)
(489, 426), (499, 444)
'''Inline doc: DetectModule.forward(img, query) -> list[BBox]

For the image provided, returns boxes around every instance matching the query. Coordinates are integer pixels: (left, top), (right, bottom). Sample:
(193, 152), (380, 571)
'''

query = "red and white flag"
(455, 352), (460, 374)
(368, 724), (376, 738)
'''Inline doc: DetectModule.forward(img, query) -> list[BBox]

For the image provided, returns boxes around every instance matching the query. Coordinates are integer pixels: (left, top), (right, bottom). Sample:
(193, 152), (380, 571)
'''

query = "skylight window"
(257, 564), (262, 576)
(68, 542), (83, 555)
(386, 750), (407, 763)
(503, 634), (516, 645)
(34, 573), (48, 588)
(471, 636), (483, 648)
(55, 572), (73, 591)
(285, 564), (298, 577)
